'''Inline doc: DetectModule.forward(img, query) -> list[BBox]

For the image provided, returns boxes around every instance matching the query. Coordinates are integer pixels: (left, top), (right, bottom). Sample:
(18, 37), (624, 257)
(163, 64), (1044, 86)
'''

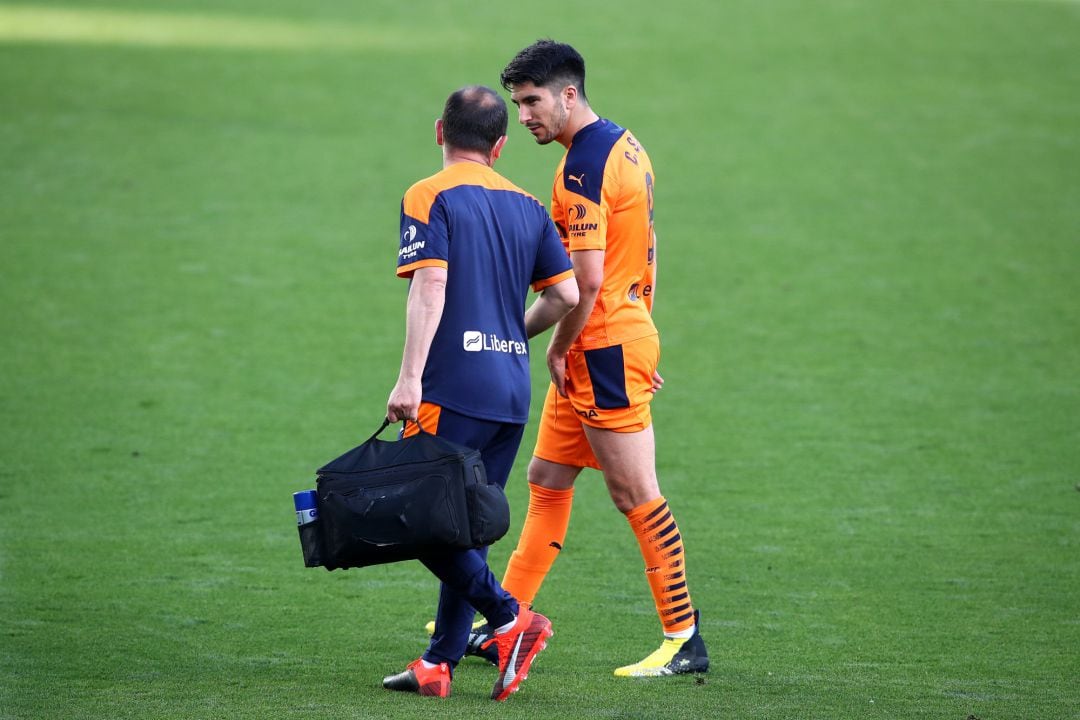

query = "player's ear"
(435, 118), (444, 146)
(491, 135), (507, 161)
(563, 84), (578, 109)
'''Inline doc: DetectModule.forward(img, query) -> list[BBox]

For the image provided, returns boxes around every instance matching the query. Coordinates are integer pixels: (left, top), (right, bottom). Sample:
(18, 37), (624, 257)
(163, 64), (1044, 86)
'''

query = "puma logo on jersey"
(567, 172), (585, 187)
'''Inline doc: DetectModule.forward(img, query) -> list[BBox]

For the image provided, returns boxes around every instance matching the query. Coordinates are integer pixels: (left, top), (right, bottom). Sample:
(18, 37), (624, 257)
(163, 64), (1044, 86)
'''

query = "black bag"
(298, 418), (511, 571)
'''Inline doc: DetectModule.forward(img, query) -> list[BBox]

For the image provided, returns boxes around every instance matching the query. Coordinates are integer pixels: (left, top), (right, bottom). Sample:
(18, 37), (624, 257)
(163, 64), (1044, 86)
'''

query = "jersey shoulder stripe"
(562, 118), (627, 204)
(403, 162), (544, 222)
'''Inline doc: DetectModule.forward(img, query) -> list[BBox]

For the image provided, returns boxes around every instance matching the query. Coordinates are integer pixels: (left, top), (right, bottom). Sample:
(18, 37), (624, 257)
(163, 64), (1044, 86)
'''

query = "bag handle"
(365, 416), (428, 445)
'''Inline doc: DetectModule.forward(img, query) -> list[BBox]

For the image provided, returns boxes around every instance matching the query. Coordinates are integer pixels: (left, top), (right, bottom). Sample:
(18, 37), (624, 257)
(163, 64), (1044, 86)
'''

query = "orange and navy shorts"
(533, 334), (659, 470)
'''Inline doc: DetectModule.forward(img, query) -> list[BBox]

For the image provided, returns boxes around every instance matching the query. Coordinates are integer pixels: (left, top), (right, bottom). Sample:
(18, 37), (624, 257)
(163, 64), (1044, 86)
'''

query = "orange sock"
(626, 496), (695, 636)
(501, 483), (574, 606)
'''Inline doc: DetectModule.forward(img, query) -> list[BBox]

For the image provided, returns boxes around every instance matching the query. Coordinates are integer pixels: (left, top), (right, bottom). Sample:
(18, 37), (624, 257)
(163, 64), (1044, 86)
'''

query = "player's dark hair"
(441, 85), (508, 155)
(500, 39), (587, 100)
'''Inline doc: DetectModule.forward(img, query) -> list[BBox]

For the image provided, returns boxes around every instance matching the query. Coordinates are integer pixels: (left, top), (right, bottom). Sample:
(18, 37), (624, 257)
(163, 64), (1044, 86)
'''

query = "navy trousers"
(404, 404), (525, 667)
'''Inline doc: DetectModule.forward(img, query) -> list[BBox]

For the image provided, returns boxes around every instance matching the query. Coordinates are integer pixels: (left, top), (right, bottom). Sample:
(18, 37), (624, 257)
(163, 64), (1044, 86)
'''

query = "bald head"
(441, 85), (508, 155)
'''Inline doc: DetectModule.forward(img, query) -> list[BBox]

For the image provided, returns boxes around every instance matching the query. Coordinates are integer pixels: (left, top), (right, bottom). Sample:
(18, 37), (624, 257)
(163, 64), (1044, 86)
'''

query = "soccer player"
(492, 40), (710, 677)
(382, 85), (578, 699)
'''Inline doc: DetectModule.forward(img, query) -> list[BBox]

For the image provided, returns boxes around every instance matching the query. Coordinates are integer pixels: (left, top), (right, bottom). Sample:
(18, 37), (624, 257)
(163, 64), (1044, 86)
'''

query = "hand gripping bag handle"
(363, 416), (429, 445)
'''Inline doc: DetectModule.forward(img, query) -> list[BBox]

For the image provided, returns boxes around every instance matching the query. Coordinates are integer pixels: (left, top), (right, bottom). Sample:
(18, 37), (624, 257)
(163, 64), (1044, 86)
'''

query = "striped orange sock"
(501, 483), (574, 606)
(626, 496), (695, 636)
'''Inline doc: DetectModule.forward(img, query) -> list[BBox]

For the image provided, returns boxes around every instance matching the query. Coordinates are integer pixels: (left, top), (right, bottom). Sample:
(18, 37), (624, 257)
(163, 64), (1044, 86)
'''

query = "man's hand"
(386, 377), (422, 423)
(547, 347), (569, 397)
(649, 369), (664, 394)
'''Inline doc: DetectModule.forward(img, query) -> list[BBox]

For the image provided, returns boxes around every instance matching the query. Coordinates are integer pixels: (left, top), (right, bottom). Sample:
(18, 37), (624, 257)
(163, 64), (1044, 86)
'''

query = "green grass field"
(2, 1), (1078, 718)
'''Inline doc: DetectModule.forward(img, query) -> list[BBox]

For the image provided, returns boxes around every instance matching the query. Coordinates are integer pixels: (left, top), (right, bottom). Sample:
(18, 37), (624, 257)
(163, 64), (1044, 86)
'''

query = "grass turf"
(1, 1), (1078, 718)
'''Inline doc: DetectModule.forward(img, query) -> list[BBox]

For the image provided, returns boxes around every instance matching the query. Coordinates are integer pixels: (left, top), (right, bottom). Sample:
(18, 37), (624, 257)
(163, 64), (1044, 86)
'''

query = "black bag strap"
(364, 416), (428, 445)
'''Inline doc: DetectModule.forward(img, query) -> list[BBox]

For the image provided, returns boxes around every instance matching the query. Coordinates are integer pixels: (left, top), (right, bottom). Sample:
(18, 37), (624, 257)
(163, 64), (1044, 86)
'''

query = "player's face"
(510, 82), (568, 146)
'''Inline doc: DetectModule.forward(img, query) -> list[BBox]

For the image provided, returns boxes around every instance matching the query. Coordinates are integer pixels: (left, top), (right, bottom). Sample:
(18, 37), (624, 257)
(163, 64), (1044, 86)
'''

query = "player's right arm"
(546, 248), (604, 396)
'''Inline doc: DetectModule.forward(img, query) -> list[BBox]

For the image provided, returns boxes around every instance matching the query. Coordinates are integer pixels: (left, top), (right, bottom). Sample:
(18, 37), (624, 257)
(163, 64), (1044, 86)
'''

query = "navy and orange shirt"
(397, 161), (574, 424)
(552, 118), (657, 350)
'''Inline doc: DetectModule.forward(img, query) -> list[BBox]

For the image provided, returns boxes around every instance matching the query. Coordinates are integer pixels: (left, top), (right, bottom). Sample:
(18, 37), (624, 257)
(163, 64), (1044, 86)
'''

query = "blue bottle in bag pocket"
(294, 489), (318, 525)
(294, 489), (323, 567)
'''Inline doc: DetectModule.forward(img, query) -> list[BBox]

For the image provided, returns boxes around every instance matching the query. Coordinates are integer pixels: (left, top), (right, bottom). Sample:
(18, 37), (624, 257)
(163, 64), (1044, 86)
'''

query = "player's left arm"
(387, 266), (446, 422)
(648, 234), (663, 393)
(650, 232), (658, 311)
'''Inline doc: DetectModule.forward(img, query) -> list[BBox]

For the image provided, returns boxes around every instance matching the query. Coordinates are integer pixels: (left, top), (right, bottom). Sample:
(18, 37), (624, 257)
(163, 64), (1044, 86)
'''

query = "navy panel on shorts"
(583, 344), (631, 409)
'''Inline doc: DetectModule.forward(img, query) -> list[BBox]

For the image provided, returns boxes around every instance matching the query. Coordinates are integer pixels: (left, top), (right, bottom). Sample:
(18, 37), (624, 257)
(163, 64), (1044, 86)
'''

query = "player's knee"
(607, 477), (661, 514)
(611, 491), (637, 514)
(526, 457), (548, 486)
(527, 457), (578, 490)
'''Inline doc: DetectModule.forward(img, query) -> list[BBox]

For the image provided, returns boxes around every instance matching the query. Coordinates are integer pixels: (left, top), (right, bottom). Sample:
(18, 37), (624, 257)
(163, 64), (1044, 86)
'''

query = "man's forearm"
(398, 268), (447, 380)
(548, 284), (598, 355)
(548, 249), (604, 355)
(525, 278), (579, 339)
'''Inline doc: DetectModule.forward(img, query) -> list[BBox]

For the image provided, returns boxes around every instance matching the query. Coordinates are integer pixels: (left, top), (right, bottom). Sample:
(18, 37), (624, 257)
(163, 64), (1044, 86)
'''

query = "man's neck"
(558, 107), (601, 148)
(443, 149), (492, 168)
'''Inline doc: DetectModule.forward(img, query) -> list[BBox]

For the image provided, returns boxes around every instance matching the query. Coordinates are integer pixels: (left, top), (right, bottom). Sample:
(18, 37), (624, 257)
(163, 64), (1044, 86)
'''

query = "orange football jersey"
(552, 118), (657, 350)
